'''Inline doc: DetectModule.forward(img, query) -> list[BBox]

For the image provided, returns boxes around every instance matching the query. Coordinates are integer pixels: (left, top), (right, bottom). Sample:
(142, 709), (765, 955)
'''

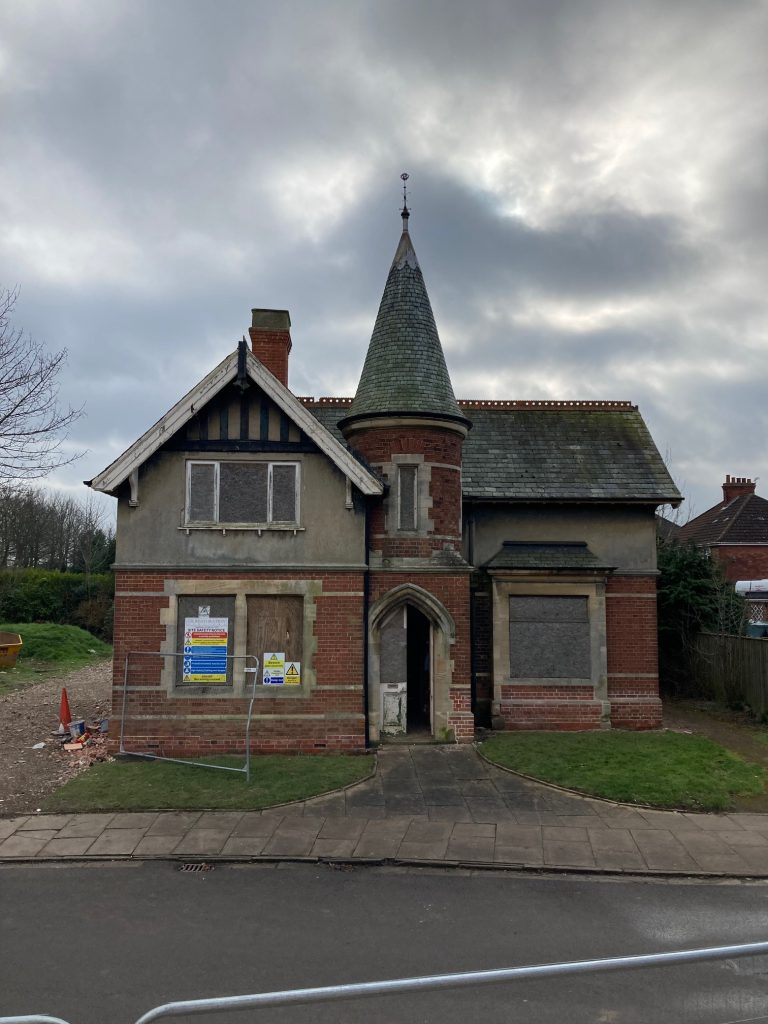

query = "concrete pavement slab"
(0, 834), (53, 857)
(717, 829), (768, 846)
(317, 817), (366, 840)
(427, 805), (473, 822)
(0, 817), (30, 839)
(145, 812), (202, 834)
(310, 837), (357, 858)
(543, 841), (595, 868)
(404, 821), (453, 844)
(87, 828), (146, 855)
(221, 836), (270, 856)
(38, 837), (96, 857)
(587, 828), (640, 854)
(493, 843), (544, 865)
(56, 814), (115, 838)
(195, 812), (243, 831)
(446, 836), (495, 862)
(173, 828), (231, 855)
(542, 825), (589, 843)
(682, 813), (740, 831)
(592, 850), (648, 872)
(398, 839), (450, 860)
(106, 813), (159, 829)
(16, 815), (72, 830)
(133, 834), (186, 856)
(631, 831), (699, 871)
(231, 813), (279, 837)
(451, 822), (496, 839)
(262, 832), (316, 856)
(352, 833), (403, 858)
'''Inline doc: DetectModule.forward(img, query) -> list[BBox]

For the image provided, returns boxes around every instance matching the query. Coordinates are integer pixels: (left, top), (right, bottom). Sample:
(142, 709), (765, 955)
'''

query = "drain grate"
(178, 862), (214, 872)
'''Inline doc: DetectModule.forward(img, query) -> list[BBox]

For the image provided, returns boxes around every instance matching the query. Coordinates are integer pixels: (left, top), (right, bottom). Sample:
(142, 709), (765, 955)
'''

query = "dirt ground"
(664, 699), (768, 811)
(0, 659), (112, 816)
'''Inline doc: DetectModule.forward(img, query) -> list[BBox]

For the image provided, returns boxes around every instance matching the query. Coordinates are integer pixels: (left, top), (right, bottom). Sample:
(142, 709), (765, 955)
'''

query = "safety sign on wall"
(263, 652), (285, 686)
(284, 662), (301, 686)
(183, 617), (228, 683)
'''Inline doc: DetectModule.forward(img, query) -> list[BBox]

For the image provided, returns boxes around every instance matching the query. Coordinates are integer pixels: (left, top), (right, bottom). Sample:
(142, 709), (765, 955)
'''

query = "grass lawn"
(43, 753), (375, 812)
(0, 622), (112, 695)
(479, 730), (767, 811)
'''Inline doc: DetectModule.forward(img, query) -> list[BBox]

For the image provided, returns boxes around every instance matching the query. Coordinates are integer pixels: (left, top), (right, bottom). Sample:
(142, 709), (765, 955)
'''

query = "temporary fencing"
(119, 651), (260, 781)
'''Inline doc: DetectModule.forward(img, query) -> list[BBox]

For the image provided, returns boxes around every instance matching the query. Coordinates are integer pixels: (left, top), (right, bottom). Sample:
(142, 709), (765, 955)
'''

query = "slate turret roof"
(340, 212), (467, 427)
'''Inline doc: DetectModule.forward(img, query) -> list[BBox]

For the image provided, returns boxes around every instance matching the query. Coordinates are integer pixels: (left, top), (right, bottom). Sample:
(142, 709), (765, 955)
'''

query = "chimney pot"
(722, 475), (756, 502)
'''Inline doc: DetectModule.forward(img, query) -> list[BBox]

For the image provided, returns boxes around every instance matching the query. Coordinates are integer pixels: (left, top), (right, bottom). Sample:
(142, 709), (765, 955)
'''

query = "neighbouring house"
(678, 476), (768, 582)
(88, 205), (681, 755)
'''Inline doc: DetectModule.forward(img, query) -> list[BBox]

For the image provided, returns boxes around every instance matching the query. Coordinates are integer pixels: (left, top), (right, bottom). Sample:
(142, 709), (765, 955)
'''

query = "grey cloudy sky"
(1, 0), (766, 518)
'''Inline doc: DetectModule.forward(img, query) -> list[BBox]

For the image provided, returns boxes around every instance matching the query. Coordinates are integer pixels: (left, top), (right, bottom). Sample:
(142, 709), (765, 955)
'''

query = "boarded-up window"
(271, 464), (298, 522)
(246, 596), (304, 676)
(219, 463), (267, 522)
(186, 461), (299, 525)
(175, 595), (235, 686)
(188, 463), (216, 522)
(509, 596), (590, 679)
(398, 466), (417, 530)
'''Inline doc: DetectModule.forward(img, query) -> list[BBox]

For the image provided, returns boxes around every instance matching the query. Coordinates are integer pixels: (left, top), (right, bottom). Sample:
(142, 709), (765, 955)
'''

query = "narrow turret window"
(398, 465), (418, 531)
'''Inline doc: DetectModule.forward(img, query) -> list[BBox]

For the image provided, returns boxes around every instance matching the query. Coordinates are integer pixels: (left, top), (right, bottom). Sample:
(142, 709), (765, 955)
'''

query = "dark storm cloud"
(1, 0), (766, 516)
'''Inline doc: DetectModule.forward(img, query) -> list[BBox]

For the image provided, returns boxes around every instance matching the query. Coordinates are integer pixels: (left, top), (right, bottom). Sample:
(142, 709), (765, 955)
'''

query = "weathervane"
(400, 171), (410, 223)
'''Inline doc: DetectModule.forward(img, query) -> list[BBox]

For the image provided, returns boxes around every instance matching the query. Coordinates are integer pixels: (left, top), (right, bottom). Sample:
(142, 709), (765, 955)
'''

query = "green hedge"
(0, 569), (114, 641)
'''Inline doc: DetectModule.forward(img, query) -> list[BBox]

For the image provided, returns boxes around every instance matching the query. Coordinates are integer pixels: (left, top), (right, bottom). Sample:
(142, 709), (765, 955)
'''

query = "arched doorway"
(369, 585), (455, 742)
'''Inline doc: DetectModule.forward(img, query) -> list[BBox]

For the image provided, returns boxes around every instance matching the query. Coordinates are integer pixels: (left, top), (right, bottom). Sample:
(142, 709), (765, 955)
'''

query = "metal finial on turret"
(400, 172), (410, 225)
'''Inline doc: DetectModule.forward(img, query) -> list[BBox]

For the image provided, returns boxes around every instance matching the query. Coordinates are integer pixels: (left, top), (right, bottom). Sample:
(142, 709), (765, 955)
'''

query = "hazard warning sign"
(262, 652), (285, 686)
(284, 661), (301, 685)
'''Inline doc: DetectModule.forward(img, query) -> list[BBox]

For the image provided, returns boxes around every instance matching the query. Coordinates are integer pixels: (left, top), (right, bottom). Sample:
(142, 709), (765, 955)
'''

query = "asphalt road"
(2, 863), (768, 1024)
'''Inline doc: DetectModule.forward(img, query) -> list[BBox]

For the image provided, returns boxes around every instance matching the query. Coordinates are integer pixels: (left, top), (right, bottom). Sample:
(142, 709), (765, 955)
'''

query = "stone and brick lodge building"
(90, 205), (681, 755)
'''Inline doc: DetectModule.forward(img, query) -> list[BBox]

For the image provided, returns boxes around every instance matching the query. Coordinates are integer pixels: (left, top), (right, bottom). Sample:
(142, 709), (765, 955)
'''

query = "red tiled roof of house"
(678, 492), (768, 544)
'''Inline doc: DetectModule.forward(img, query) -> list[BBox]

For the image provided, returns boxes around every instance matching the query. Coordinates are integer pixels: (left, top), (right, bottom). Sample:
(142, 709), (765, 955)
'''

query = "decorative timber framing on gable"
(87, 347), (383, 501)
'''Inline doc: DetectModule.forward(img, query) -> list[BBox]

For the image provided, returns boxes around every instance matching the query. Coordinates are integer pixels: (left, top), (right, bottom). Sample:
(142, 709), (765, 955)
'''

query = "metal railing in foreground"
(3, 940), (768, 1024)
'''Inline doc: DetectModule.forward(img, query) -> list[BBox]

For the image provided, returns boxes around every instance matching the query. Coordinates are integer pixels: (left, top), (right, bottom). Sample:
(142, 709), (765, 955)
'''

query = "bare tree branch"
(0, 286), (84, 480)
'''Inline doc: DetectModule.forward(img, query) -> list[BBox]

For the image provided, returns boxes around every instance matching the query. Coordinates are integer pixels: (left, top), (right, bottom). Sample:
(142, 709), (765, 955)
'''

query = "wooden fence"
(694, 632), (768, 716)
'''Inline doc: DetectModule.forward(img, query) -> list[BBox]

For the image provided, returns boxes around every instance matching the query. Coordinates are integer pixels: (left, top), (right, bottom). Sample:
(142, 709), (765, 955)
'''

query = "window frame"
(397, 464), (419, 532)
(185, 459), (301, 527)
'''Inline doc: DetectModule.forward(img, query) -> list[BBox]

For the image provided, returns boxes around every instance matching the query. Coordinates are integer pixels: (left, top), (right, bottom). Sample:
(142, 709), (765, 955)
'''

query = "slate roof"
(484, 542), (614, 571)
(341, 216), (466, 426)
(304, 399), (681, 504)
(678, 492), (768, 544)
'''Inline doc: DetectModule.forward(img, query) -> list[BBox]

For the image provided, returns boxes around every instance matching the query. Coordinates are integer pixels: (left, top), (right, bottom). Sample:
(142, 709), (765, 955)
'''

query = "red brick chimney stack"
(249, 309), (292, 387)
(723, 474), (756, 502)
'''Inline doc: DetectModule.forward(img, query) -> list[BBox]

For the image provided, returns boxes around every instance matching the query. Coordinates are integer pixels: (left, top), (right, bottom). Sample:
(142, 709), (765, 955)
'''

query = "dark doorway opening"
(406, 606), (431, 733)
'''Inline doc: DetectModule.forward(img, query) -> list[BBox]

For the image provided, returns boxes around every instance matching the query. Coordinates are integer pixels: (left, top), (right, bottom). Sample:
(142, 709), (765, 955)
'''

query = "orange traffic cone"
(58, 687), (73, 734)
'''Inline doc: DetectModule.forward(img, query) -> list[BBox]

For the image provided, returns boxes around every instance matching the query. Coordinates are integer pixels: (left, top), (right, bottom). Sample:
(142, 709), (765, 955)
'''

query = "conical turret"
(340, 206), (468, 430)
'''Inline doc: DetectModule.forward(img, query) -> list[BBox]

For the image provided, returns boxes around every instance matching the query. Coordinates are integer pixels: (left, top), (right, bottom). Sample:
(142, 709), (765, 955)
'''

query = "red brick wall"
(112, 569), (366, 756)
(711, 546), (768, 583)
(605, 574), (662, 729)
(248, 327), (291, 386)
(346, 424), (464, 552)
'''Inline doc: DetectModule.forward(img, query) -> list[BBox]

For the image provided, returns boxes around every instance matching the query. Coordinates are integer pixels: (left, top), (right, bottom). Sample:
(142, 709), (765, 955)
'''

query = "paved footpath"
(3, 745), (768, 875)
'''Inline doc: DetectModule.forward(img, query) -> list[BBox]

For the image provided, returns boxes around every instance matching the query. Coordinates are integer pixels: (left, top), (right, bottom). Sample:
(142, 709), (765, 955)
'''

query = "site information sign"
(183, 617), (229, 682)
(263, 652), (285, 686)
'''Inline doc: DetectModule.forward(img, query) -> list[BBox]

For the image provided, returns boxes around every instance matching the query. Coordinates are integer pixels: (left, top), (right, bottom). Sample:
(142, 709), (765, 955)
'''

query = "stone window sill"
(179, 524), (305, 536)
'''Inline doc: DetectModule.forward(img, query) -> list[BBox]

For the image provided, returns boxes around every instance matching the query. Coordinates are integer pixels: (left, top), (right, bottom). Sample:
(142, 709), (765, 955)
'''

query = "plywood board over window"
(247, 596), (304, 675)
(509, 595), (590, 679)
